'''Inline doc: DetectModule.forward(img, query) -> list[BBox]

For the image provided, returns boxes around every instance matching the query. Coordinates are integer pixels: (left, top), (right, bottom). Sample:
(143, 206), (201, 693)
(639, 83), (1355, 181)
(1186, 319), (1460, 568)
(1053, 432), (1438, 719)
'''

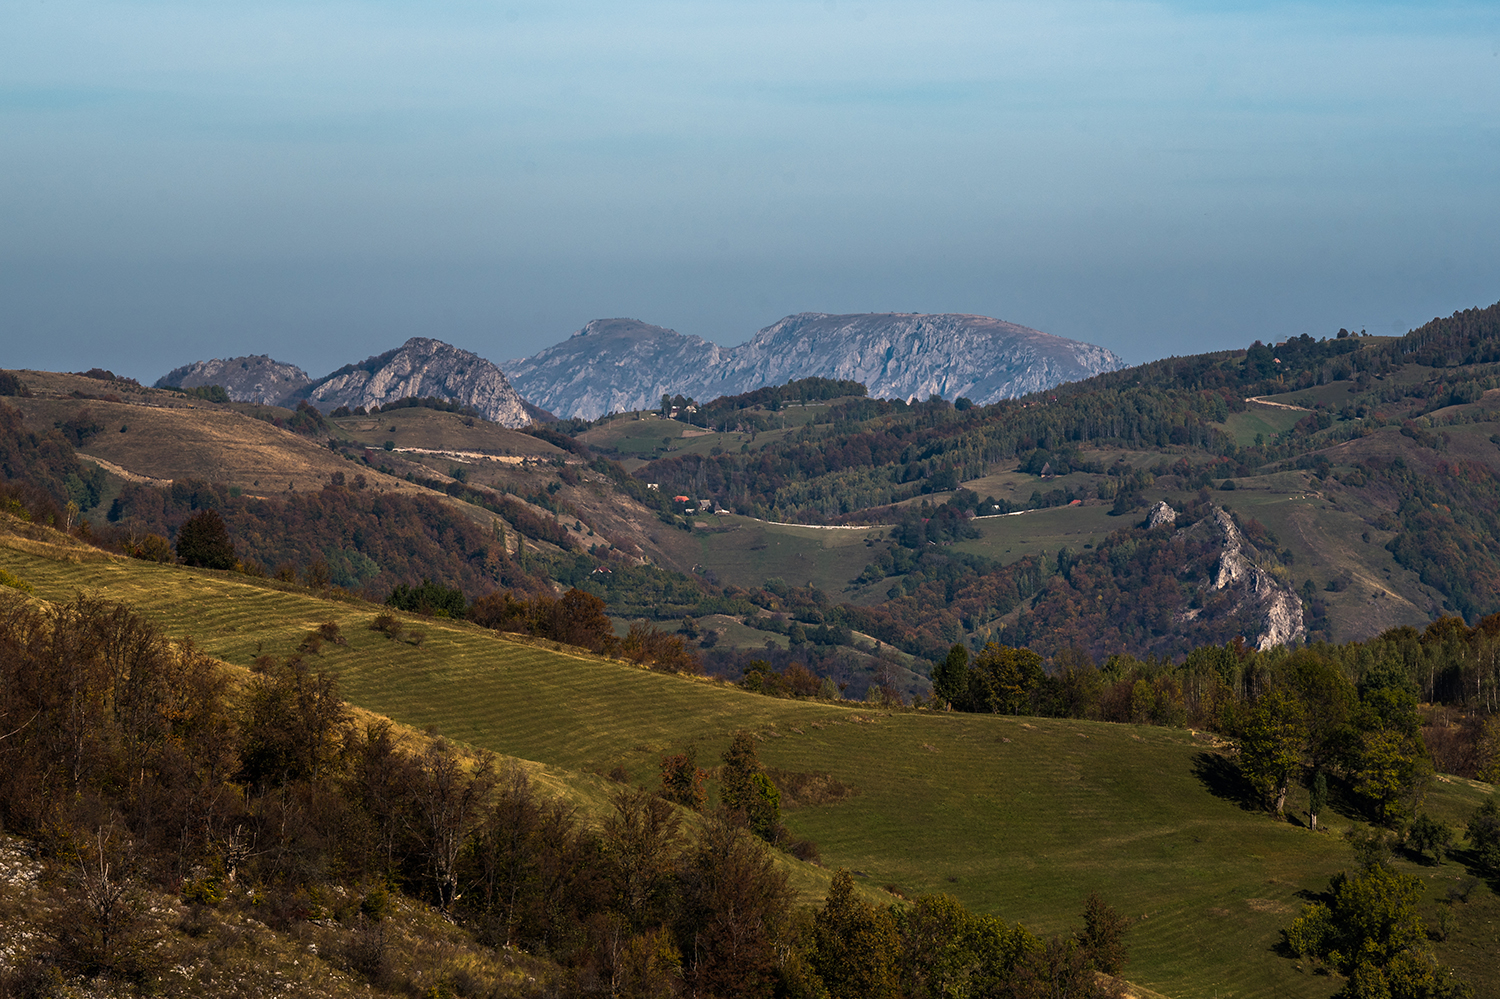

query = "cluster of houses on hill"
(643, 482), (728, 515)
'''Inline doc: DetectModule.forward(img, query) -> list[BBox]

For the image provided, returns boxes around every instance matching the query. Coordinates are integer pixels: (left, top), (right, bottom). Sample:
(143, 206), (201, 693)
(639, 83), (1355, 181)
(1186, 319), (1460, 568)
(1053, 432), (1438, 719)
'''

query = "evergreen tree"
(174, 508), (236, 570)
(933, 643), (969, 709)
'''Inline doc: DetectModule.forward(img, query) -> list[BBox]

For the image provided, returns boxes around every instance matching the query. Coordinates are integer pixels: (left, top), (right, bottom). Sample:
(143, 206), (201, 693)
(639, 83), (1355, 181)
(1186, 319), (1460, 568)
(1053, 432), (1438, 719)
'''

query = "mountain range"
(160, 337), (535, 427)
(157, 312), (1125, 424)
(504, 312), (1127, 420)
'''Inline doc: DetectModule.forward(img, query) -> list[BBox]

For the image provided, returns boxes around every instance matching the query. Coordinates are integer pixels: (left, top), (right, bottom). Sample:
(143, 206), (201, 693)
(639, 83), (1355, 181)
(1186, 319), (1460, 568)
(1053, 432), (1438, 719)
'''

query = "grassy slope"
(4, 524), (1495, 999)
(331, 407), (564, 458)
(7, 392), (448, 507)
(691, 516), (886, 594)
(953, 505), (1120, 565)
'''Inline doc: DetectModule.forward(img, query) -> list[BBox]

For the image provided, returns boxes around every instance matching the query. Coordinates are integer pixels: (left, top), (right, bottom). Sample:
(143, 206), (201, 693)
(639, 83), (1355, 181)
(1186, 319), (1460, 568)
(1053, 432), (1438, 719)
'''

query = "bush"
(370, 611), (403, 639)
(1405, 813), (1452, 863)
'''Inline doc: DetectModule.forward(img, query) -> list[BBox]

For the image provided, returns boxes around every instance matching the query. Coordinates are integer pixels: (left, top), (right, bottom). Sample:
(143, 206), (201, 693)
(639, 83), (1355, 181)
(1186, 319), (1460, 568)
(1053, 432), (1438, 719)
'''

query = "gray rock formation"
(299, 338), (533, 427)
(1194, 508), (1305, 650)
(716, 312), (1125, 406)
(155, 355), (311, 406)
(504, 319), (724, 422)
(505, 313), (1126, 420)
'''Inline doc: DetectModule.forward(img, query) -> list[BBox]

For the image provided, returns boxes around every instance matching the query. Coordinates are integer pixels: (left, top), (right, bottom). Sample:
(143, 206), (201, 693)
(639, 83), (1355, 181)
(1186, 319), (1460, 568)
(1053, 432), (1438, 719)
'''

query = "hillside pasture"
(8, 395), (428, 500)
(691, 515), (887, 594)
(951, 504), (1119, 565)
(1219, 405), (1306, 446)
(2, 522), (1496, 999)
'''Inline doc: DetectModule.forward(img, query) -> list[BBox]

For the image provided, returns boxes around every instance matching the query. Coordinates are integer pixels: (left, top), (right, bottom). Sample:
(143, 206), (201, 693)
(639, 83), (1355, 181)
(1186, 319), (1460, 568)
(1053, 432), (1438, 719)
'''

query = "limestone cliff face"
(503, 319), (725, 422)
(718, 313), (1125, 406)
(504, 312), (1126, 420)
(300, 338), (533, 427)
(1206, 508), (1305, 650)
(155, 355), (311, 406)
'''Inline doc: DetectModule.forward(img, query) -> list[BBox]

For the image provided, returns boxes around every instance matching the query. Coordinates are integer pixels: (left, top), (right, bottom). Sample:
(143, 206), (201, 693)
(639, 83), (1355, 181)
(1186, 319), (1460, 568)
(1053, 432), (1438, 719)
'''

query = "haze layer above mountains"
(157, 312), (1126, 423)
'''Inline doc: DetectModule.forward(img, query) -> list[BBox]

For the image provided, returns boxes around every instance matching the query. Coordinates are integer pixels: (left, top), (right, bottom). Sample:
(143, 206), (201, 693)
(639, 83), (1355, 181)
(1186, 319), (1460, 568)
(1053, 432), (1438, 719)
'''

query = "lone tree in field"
(720, 731), (781, 842)
(1238, 687), (1306, 818)
(175, 509), (236, 570)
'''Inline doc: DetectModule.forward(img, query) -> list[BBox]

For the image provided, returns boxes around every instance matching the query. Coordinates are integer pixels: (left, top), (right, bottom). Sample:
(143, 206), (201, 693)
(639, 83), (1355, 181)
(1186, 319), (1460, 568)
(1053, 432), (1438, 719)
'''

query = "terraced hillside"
(3, 518), (1494, 999)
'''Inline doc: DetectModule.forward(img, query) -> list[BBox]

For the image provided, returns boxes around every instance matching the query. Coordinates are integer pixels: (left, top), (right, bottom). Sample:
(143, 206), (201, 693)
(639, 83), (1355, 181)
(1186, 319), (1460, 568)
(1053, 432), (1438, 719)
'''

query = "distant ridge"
(155, 354), (311, 406)
(505, 312), (1126, 420)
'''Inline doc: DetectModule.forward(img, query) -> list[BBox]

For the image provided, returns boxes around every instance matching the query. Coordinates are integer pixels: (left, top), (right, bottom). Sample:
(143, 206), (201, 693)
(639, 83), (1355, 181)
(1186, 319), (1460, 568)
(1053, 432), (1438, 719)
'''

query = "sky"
(2, 0), (1498, 384)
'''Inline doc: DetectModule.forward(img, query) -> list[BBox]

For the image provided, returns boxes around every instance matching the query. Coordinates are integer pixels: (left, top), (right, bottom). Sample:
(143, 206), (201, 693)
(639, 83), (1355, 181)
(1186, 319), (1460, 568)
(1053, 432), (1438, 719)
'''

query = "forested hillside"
(7, 301), (1500, 695)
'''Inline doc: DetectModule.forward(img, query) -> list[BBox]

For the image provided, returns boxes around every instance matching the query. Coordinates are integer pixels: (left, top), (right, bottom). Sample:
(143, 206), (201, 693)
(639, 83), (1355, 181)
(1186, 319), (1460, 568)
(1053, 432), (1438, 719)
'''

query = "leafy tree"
(1308, 769), (1329, 832)
(1076, 891), (1129, 975)
(744, 771), (781, 842)
(1405, 814), (1453, 863)
(968, 643), (1045, 714)
(1284, 863), (1428, 975)
(893, 893), (1037, 999)
(174, 508), (236, 570)
(1468, 799), (1500, 876)
(1238, 688), (1306, 817)
(1355, 728), (1432, 827)
(719, 731), (782, 841)
(811, 870), (899, 999)
(719, 731), (762, 811)
(387, 579), (467, 618)
(1282, 650), (1354, 770)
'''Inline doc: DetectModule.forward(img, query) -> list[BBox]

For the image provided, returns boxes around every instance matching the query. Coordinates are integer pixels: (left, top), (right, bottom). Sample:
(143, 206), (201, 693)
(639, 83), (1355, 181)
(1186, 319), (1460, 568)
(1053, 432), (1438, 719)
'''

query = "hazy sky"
(2, 0), (1497, 383)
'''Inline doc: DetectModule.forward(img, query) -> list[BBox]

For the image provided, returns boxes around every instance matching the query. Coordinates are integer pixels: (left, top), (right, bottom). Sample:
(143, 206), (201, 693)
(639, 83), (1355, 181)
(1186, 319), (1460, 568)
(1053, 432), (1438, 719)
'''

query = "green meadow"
(2, 525), (1496, 999)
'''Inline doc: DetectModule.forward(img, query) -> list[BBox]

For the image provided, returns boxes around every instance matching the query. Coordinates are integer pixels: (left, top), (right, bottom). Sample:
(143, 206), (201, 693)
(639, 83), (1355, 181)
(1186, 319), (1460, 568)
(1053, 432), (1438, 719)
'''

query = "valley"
(2, 302), (1500, 998)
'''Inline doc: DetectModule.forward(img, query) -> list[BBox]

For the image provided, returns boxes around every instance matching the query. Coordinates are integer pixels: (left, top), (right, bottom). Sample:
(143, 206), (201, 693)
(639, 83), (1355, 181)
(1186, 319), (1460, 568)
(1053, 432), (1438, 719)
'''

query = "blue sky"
(2, 0), (1497, 382)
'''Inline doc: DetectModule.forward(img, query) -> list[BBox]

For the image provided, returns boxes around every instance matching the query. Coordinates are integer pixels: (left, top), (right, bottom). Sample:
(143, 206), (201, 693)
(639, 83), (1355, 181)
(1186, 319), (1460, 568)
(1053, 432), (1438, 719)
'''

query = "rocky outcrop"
(299, 338), (533, 427)
(155, 355), (310, 406)
(505, 312), (1126, 420)
(1206, 508), (1305, 650)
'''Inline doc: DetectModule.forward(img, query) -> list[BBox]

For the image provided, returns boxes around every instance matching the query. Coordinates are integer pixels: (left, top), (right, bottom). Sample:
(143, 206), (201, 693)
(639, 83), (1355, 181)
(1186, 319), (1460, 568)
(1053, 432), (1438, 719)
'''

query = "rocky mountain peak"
(300, 337), (534, 427)
(504, 311), (1127, 419)
(155, 355), (311, 406)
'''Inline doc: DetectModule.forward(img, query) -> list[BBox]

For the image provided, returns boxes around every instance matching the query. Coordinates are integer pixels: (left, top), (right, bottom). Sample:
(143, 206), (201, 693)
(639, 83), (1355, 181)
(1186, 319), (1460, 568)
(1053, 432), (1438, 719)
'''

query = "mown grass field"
(2, 524), (1497, 999)
(692, 516), (886, 594)
(952, 505), (1119, 565)
(1220, 406), (1306, 447)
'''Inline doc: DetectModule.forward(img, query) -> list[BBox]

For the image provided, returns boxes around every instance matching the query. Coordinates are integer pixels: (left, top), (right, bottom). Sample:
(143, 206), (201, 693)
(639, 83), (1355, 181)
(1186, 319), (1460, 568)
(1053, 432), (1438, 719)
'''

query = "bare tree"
(405, 741), (496, 910)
